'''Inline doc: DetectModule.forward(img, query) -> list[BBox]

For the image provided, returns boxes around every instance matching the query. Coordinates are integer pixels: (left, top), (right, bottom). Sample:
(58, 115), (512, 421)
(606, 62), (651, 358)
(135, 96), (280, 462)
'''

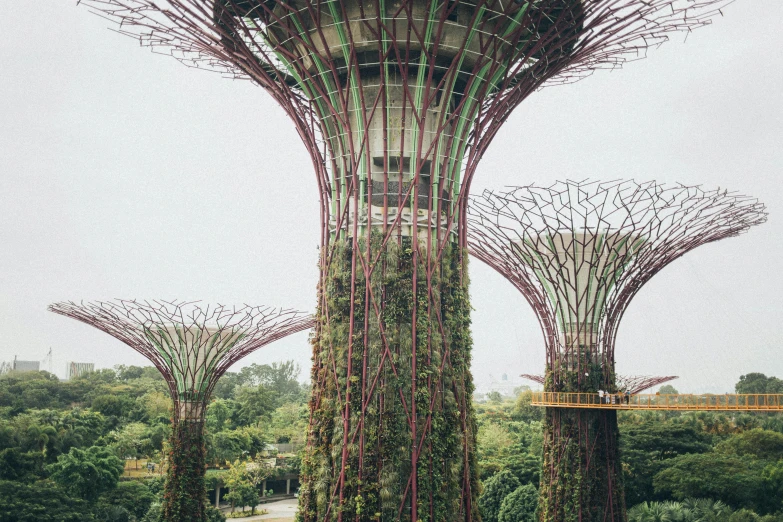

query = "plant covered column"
(298, 235), (478, 521)
(164, 402), (209, 520)
(49, 300), (314, 522)
(539, 368), (623, 521)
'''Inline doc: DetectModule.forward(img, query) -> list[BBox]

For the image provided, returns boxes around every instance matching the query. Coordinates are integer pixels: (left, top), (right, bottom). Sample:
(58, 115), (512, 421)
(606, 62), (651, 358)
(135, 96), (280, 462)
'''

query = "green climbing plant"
(297, 233), (477, 521)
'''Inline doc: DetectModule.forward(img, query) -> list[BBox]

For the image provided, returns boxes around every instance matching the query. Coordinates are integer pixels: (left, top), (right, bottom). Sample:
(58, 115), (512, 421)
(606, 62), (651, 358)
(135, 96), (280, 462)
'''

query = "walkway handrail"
(529, 392), (783, 411)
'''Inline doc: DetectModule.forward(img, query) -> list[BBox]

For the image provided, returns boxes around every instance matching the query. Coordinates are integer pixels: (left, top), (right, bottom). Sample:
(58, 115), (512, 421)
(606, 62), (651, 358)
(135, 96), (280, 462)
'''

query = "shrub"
(498, 484), (538, 522)
(479, 470), (521, 522)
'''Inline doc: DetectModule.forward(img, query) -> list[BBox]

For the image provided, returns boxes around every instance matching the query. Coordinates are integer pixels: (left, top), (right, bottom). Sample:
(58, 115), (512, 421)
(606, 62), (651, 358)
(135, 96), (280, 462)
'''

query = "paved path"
(225, 498), (297, 521)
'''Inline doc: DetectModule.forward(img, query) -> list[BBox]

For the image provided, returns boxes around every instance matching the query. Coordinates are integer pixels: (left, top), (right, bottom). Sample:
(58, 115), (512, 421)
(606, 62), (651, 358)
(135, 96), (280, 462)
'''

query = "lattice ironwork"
(468, 179), (766, 522)
(49, 300), (314, 522)
(468, 180), (765, 380)
(49, 299), (314, 420)
(76, 0), (732, 244)
(521, 373), (679, 394)
(73, 2), (741, 521)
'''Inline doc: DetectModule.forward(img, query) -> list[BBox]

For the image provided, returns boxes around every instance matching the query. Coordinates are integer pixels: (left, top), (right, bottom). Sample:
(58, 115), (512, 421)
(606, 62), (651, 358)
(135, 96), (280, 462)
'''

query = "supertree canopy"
(48, 300), (314, 522)
(468, 179), (767, 522)
(75, 1), (736, 520)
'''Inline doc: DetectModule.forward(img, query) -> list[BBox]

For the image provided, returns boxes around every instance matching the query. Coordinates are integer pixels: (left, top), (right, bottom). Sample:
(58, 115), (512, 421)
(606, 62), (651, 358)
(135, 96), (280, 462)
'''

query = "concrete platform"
(224, 498), (298, 521)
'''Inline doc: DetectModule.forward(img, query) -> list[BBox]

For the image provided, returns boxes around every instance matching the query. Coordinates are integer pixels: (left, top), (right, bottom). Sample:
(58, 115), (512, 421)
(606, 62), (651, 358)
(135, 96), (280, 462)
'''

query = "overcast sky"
(0, 2), (781, 393)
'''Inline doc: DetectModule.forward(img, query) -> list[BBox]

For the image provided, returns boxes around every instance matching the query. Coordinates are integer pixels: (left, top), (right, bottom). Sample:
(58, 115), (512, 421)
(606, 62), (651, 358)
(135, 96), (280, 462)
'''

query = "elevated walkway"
(530, 392), (783, 411)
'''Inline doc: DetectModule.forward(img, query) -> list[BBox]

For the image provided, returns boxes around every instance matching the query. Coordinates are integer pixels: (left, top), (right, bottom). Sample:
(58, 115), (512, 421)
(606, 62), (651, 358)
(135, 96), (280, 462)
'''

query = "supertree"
(48, 299), (314, 522)
(73, 0), (737, 519)
(521, 374), (678, 394)
(467, 180), (767, 522)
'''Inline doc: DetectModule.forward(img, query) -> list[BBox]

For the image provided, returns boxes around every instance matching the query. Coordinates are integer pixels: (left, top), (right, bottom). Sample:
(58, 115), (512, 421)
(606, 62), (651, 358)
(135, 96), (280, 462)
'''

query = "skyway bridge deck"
(530, 392), (783, 411)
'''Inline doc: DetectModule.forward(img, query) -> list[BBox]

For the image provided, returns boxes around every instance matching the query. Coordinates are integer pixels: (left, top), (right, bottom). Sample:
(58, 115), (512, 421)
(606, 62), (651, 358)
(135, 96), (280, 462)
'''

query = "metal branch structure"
(74, 1), (738, 520)
(468, 179), (766, 522)
(48, 299), (314, 522)
(521, 373), (678, 394)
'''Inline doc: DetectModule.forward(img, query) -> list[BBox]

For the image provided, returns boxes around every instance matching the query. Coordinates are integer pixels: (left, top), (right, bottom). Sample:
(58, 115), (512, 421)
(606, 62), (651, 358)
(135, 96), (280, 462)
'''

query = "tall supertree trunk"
(164, 418), (209, 522)
(298, 236), (478, 522)
(539, 367), (625, 522)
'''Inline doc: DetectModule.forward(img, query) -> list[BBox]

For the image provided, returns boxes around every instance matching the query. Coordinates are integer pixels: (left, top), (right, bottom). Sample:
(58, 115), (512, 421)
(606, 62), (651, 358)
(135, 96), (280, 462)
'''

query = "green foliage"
(93, 504), (132, 522)
(0, 372), (65, 411)
(298, 237), (477, 522)
(736, 374), (783, 395)
(99, 480), (156, 520)
(498, 483), (538, 522)
(714, 429), (783, 461)
(224, 481), (259, 513)
(730, 509), (763, 522)
(2, 340), (782, 522)
(140, 502), (162, 522)
(0, 363), (305, 520)
(232, 386), (278, 427)
(514, 390), (544, 423)
(621, 419), (712, 505)
(0, 479), (96, 521)
(628, 498), (761, 522)
(47, 446), (124, 501)
(478, 423), (515, 476)
(223, 456), (273, 514)
(479, 469), (521, 522)
(0, 447), (44, 482)
(653, 453), (765, 509)
(206, 399), (232, 432)
(206, 505), (227, 522)
(114, 365), (145, 382)
(628, 500), (684, 522)
(267, 402), (309, 445)
(162, 421), (208, 522)
(761, 459), (783, 513)
(488, 391), (503, 403)
(92, 394), (135, 419)
(659, 385), (680, 395)
(238, 361), (305, 401)
(114, 365), (163, 383)
(475, 406), (542, 485)
(111, 422), (152, 463)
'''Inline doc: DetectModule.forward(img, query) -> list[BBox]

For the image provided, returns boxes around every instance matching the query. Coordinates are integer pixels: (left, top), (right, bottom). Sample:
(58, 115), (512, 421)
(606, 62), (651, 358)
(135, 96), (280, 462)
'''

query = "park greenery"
(0, 363), (782, 521)
(0, 361), (308, 521)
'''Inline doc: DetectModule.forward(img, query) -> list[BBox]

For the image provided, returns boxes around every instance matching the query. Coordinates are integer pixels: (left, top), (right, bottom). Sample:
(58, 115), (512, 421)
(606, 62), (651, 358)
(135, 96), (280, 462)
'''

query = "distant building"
(13, 357), (40, 373)
(66, 362), (95, 380)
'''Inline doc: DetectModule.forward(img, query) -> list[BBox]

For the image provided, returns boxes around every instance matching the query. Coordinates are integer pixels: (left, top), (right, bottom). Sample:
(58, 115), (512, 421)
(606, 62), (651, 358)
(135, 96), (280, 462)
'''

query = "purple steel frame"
(467, 179), (766, 521)
(49, 299), (314, 420)
(468, 180), (766, 387)
(49, 299), (314, 521)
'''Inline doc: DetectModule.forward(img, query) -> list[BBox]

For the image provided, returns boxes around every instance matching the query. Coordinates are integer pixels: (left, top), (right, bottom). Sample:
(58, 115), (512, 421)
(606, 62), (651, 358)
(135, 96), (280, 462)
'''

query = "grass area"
(122, 459), (165, 478)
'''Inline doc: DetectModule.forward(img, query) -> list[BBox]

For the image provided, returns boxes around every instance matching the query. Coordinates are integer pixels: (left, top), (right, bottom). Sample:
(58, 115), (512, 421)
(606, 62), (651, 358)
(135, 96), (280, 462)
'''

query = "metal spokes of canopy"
(49, 299), (314, 420)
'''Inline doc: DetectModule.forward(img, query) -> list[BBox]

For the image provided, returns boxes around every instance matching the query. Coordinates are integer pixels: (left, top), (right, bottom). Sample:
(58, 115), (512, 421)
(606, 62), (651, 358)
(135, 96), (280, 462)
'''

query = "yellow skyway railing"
(530, 392), (783, 411)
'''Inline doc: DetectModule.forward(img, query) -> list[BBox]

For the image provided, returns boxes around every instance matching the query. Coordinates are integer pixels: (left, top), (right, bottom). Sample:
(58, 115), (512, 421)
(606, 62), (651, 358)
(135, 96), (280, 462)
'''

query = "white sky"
(0, 2), (781, 393)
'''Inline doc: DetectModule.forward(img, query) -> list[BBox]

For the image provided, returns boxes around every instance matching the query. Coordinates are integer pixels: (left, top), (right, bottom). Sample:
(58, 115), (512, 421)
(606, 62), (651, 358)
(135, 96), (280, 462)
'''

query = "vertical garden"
(298, 236), (478, 521)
